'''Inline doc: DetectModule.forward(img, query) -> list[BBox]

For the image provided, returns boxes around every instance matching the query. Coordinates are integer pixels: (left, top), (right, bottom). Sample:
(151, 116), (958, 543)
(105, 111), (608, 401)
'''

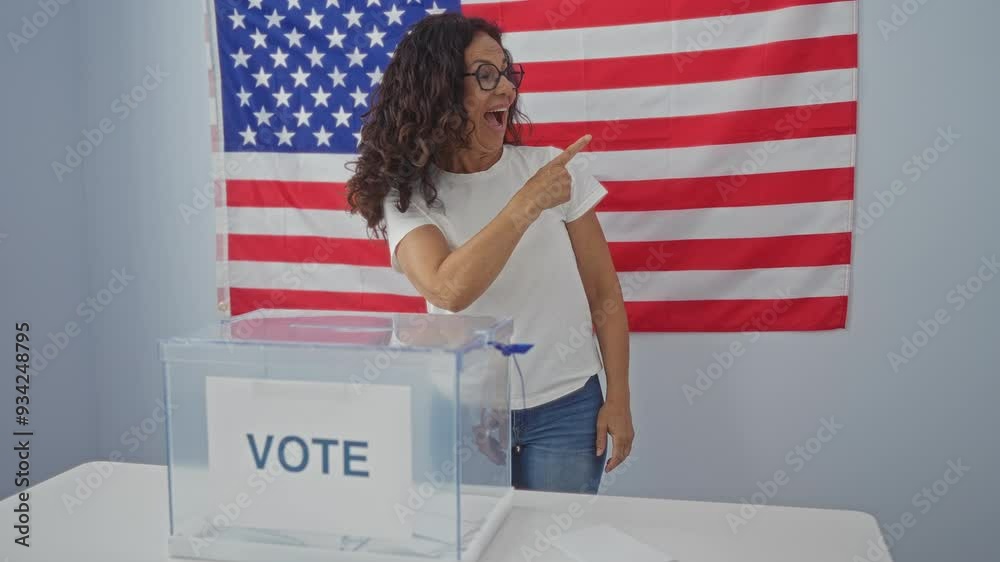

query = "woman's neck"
(437, 146), (503, 174)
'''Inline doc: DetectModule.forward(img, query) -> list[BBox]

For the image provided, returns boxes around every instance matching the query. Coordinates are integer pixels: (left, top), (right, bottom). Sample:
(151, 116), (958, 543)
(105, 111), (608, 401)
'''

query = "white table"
(1, 462), (890, 561)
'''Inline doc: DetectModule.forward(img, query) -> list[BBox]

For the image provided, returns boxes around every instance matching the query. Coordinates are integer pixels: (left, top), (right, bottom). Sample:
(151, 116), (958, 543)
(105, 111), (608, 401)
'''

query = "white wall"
(79, 0), (217, 465)
(0, 0), (97, 496)
(2, 2), (997, 561)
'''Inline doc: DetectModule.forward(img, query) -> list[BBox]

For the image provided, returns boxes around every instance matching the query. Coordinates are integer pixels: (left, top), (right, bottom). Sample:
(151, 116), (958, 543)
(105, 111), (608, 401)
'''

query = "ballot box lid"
(161, 309), (513, 356)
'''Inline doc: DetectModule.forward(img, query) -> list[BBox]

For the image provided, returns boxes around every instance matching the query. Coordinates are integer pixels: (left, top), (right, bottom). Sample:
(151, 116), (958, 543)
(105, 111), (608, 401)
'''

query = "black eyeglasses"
(463, 62), (525, 91)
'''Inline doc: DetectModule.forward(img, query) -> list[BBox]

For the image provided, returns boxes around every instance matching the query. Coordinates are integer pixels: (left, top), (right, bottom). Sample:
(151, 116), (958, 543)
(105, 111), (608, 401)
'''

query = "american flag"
(209, 0), (857, 332)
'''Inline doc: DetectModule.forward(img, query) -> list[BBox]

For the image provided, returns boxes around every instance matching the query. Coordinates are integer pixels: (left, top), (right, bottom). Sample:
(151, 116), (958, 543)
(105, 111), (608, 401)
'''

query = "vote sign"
(205, 377), (412, 539)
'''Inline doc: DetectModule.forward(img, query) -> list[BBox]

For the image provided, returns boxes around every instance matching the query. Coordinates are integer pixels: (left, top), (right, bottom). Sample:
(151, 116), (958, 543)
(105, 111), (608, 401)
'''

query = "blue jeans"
(511, 375), (606, 494)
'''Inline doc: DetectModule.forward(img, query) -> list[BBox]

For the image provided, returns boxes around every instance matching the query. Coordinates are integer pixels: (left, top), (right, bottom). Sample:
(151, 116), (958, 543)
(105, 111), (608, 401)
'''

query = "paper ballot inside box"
(204, 377), (412, 539)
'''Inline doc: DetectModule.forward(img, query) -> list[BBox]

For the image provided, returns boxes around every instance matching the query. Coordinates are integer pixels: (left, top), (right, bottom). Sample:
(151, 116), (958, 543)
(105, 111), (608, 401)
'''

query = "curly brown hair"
(345, 13), (530, 239)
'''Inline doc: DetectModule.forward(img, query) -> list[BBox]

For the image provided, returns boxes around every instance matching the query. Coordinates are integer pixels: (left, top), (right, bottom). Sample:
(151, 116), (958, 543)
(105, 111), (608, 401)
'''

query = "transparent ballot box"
(160, 310), (515, 562)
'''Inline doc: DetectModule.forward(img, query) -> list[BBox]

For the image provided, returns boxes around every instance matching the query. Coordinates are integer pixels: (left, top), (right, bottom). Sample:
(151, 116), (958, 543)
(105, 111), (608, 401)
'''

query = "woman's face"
(460, 32), (517, 156)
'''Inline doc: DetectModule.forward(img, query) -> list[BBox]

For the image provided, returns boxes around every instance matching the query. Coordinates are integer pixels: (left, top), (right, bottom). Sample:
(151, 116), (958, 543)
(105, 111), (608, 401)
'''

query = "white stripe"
(226, 199), (849, 242)
(599, 201), (852, 242)
(619, 265), (849, 301)
(519, 69), (856, 123)
(216, 260), (229, 289)
(227, 261), (846, 301)
(584, 135), (856, 181)
(225, 152), (356, 182)
(222, 135), (853, 184)
(229, 261), (420, 296)
(228, 206), (368, 238)
(505, 2), (856, 63)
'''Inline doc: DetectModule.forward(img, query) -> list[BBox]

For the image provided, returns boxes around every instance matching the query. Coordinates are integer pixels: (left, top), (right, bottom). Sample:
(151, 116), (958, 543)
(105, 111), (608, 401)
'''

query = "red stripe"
(625, 296), (847, 332)
(229, 234), (389, 267)
(609, 233), (851, 272)
(518, 35), (856, 93)
(463, 0), (848, 33)
(526, 102), (856, 151)
(228, 179), (349, 211)
(230, 288), (425, 316)
(600, 168), (855, 211)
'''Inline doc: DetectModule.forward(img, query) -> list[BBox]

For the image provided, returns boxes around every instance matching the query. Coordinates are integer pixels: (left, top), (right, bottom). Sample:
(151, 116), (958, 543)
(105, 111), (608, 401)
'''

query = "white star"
(353, 131), (362, 146)
(252, 66), (272, 87)
(292, 105), (312, 127)
(328, 66), (347, 88)
(305, 8), (324, 29)
(265, 9), (284, 28)
(384, 4), (405, 25)
(236, 86), (252, 106)
(326, 27), (346, 48)
(230, 47), (251, 68)
(287, 0), (301, 9)
(273, 86), (293, 107)
(248, 0), (264, 9)
(311, 85), (332, 107)
(343, 7), (363, 28)
(349, 86), (368, 107)
(253, 106), (274, 126)
(305, 46), (325, 67)
(249, 28), (267, 49)
(284, 28), (304, 48)
(366, 25), (386, 47)
(239, 124), (256, 145)
(270, 46), (289, 68)
(275, 125), (295, 146)
(367, 66), (384, 86)
(332, 105), (352, 127)
(228, 9), (246, 29)
(313, 125), (333, 147)
(326, 0), (340, 7)
(346, 46), (367, 68)
(425, 2), (445, 15)
(290, 66), (310, 87)
(367, 0), (381, 6)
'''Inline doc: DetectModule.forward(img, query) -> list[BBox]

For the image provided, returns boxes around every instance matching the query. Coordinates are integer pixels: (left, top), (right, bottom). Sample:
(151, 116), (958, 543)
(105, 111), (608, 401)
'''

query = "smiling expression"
(461, 32), (518, 156)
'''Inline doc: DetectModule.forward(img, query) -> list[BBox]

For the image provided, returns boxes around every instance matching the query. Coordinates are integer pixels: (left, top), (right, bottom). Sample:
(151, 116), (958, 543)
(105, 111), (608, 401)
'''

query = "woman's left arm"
(566, 209), (635, 473)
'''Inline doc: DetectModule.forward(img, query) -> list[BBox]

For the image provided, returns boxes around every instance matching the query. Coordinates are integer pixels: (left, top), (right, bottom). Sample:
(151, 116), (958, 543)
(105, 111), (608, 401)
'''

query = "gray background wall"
(1, 1), (996, 562)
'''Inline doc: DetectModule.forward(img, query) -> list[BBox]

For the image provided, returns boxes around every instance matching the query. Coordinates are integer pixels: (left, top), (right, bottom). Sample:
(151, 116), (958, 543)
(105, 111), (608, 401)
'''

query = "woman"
(346, 13), (633, 494)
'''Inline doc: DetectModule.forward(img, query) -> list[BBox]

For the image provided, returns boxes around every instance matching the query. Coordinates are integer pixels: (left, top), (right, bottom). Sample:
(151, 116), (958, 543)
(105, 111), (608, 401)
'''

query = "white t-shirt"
(382, 144), (607, 409)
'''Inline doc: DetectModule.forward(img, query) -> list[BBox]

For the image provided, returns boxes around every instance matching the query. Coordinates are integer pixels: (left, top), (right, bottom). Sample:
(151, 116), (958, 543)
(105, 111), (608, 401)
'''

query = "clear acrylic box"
(160, 310), (515, 561)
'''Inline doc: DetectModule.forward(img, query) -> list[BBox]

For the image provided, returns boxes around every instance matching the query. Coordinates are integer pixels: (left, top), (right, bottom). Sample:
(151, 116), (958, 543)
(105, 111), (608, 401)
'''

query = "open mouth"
(484, 108), (507, 131)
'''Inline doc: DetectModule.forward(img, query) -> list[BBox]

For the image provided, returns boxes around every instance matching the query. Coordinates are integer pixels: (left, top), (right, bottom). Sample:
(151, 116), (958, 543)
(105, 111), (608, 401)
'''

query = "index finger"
(550, 134), (592, 166)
